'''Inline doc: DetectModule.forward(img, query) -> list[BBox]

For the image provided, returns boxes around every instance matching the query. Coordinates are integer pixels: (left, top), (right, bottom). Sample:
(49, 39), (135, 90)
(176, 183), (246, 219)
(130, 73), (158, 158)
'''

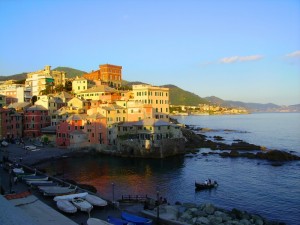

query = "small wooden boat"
(39, 186), (77, 196)
(195, 181), (218, 190)
(71, 197), (93, 212)
(23, 175), (48, 181)
(31, 182), (57, 187)
(121, 211), (152, 225)
(26, 180), (53, 185)
(107, 216), (130, 225)
(56, 199), (77, 213)
(85, 194), (108, 207)
(87, 218), (113, 225)
(13, 168), (24, 174)
(54, 192), (88, 201)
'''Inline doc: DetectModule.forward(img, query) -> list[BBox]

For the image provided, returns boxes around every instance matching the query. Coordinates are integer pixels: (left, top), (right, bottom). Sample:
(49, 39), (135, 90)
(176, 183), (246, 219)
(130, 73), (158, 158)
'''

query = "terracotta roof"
(87, 112), (105, 120)
(119, 119), (172, 127)
(8, 102), (31, 109)
(55, 91), (73, 99)
(27, 105), (48, 111)
(66, 114), (87, 121)
(79, 85), (116, 94)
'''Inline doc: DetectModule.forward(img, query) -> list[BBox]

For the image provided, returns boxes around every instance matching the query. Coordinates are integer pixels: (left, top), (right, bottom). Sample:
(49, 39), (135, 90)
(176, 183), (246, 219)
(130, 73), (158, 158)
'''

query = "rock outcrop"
(142, 202), (286, 225)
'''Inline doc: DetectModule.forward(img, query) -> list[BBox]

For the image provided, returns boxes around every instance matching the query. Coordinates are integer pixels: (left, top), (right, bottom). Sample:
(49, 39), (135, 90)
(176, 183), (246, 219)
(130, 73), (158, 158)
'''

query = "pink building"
(0, 108), (23, 140)
(56, 114), (86, 146)
(56, 113), (108, 147)
(86, 113), (107, 144)
(24, 105), (51, 138)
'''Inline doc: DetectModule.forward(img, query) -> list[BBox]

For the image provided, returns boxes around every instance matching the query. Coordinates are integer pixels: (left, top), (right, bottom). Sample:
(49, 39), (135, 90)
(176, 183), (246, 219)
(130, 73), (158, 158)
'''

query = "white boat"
(26, 180), (53, 185)
(85, 194), (108, 207)
(87, 218), (113, 225)
(23, 175), (48, 181)
(39, 186), (77, 196)
(54, 192), (88, 201)
(72, 197), (93, 212)
(56, 200), (77, 214)
(13, 168), (24, 174)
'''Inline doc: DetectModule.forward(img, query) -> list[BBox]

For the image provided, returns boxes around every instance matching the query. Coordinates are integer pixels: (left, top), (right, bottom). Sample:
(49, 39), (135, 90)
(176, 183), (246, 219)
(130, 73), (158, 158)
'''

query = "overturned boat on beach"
(56, 199), (78, 213)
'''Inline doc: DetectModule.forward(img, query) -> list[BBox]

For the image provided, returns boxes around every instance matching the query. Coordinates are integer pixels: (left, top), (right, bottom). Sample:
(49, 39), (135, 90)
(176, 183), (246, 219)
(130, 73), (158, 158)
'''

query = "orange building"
(83, 64), (122, 88)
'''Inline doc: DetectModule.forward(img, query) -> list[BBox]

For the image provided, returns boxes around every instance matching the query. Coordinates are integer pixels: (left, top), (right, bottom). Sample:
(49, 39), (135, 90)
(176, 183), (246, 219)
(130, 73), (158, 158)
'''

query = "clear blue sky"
(1, 0), (299, 105)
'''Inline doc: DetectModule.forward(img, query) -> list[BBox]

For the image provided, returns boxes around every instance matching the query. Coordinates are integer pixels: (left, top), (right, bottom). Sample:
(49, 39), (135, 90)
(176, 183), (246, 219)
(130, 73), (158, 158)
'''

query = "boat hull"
(56, 200), (77, 213)
(85, 194), (108, 207)
(72, 197), (93, 212)
(54, 192), (88, 201)
(195, 181), (218, 190)
(122, 211), (152, 225)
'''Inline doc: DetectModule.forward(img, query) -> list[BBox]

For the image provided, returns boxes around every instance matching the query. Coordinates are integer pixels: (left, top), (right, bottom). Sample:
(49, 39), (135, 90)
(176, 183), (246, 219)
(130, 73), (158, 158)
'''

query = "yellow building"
(35, 95), (65, 116)
(87, 103), (127, 145)
(75, 85), (117, 101)
(67, 97), (90, 113)
(132, 84), (170, 121)
(72, 77), (95, 94)
(25, 65), (66, 96)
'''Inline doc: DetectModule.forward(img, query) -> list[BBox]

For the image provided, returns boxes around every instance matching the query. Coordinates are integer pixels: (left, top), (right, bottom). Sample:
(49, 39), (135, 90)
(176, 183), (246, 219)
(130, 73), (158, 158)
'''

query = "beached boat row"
(12, 165), (108, 214)
(12, 164), (153, 225)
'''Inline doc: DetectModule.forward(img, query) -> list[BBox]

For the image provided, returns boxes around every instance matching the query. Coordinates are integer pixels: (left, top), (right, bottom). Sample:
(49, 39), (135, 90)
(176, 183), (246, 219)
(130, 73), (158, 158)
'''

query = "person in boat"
(208, 179), (212, 185)
(162, 198), (167, 204)
(205, 180), (208, 185)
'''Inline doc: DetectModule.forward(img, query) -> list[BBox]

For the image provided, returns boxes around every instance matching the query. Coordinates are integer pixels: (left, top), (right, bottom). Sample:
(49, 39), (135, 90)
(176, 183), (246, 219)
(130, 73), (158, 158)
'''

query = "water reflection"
(42, 155), (185, 200)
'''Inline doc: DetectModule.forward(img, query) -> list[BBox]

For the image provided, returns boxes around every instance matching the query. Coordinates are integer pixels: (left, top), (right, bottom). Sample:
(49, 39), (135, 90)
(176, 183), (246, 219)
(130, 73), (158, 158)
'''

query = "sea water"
(44, 113), (300, 225)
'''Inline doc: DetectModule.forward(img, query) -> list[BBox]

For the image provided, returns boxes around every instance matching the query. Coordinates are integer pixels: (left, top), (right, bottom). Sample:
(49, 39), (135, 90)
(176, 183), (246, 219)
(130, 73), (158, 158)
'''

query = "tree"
(31, 96), (37, 105)
(54, 84), (64, 93)
(64, 80), (72, 92)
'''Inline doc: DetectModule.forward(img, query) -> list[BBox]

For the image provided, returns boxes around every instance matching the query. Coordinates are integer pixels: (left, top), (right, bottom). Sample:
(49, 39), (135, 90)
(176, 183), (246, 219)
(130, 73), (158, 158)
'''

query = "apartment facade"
(35, 95), (65, 115)
(24, 105), (51, 138)
(56, 114), (87, 147)
(75, 85), (119, 102)
(72, 77), (95, 94)
(132, 85), (170, 121)
(83, 64), (122, 88)
(25, 66), (66, 96)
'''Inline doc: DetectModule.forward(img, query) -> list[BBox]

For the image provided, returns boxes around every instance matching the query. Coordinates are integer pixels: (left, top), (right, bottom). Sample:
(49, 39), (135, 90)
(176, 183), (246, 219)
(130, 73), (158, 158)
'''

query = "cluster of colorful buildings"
(0, 64), (184, 157)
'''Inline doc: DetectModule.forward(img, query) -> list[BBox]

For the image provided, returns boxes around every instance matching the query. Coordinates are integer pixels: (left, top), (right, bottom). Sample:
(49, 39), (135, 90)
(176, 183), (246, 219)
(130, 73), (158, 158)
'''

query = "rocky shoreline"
(142, 202), (286, 225)
(181, 126), (300, 163)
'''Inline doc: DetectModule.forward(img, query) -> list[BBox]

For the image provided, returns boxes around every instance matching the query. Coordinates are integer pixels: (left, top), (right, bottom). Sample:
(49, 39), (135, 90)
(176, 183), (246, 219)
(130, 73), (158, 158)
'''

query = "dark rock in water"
(213, 136), (224, 141)
(271, 162), (284, 167)
(240, 152), (256, 159)
(233, 139), (243, 142)
(230, 208), (244, 220)
(231, 141), (261, 151)
(256, 150), (300, 161)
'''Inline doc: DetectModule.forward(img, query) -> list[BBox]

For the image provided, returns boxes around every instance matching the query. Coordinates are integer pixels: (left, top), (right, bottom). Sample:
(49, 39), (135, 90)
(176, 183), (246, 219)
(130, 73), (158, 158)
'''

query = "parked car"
(24, 145), (37, 150)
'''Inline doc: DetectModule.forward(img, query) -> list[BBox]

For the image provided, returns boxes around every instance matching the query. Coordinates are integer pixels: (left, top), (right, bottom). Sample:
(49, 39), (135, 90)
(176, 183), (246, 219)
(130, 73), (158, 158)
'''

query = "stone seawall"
(90, 138), (186, 158)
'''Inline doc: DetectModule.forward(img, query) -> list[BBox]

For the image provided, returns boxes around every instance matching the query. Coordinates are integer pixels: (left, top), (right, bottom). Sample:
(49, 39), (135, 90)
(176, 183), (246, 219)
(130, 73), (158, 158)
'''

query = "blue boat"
(121, 212), (152, 225)
(107, 216), (130, 225)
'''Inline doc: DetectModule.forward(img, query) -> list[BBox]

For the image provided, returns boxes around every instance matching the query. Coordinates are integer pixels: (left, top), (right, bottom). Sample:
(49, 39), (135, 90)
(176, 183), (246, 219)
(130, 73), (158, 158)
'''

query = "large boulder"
(256, 150), (300, 161)
(231, 141), (261, 151)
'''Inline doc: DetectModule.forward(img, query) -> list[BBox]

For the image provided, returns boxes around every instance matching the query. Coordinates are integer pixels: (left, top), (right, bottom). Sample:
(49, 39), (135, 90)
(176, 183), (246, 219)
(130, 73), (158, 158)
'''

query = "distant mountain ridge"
(0, 72), (27, 81)
(205, 96), (299, 112)
(1, 67), (299, 112)
(53, 67), (86, 78)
